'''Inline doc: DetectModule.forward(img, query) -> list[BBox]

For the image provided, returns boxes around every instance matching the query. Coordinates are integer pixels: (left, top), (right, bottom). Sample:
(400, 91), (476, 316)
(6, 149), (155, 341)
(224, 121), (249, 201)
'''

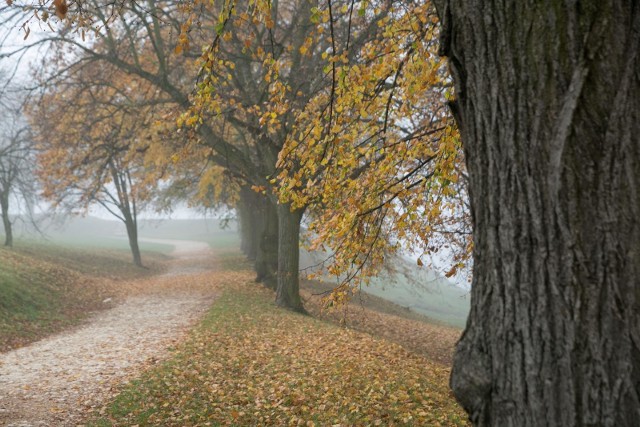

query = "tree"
(179, 0), (397, 311)
(184, 0), (472, 309)
(21, 0), (470, 312)
(272, 1), (470, 301)
(433, 1), (640, 425)
(0, 110), (36, 247)
(29, 61), (158, 267)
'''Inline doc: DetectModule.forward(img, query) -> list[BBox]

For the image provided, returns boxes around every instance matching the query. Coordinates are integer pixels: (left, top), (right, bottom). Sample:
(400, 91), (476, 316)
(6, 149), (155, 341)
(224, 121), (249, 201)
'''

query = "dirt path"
(0, 241), (219, 426)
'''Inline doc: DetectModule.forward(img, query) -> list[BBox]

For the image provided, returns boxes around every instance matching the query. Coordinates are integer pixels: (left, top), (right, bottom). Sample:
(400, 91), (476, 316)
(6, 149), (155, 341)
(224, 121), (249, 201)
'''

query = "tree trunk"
(255, 196), (278, 290)
(436, 1), (640, 425)
(275, 203), (305, 312)
(238, 186), (259, 260)
(237, 194), (250, 256)
(123, 214), (142, 267)
(0, 192), (12, 247)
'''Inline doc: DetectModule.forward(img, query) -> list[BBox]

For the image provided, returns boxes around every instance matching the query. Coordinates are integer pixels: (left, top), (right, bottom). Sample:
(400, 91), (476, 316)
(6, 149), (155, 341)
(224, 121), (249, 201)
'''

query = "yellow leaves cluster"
(52, 0), (68, 19)
(271, 1), (471, 291)
(175, 18), (192, 55)
(172, 0), (471, 289)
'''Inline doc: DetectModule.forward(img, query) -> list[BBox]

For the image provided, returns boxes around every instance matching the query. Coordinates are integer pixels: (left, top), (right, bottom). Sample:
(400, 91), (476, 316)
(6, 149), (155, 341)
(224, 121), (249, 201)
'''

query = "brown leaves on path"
(0, 246), (235, 427)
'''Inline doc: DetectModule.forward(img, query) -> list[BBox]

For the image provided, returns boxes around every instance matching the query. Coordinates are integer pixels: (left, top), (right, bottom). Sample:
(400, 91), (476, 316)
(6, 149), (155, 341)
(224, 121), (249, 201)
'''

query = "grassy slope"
(0, 242), (166, 352)
(90, 266), (468, 427)
(301, 251), (470, 329)
(365, 260), (470, 329)
(34, 216), (175, 254)
(0, 249), (81, 350)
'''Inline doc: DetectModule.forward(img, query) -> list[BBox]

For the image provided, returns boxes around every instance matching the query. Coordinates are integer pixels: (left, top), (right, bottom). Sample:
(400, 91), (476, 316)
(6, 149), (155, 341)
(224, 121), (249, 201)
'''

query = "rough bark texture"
(0, 191), (12, 247)
(435, 1), (640, 425)
(275, 204), (305, 313)
(255, 197), (279, 290)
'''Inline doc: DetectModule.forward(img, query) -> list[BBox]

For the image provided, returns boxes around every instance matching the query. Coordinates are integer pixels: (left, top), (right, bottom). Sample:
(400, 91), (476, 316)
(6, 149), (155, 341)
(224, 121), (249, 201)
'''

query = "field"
(7, 215), (468, 328)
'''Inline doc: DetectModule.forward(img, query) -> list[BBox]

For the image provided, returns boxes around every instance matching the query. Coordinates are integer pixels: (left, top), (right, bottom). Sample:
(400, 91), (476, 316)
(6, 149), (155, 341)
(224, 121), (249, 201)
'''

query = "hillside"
(300, 251), (470, 328)
(0, 243), (165, 351)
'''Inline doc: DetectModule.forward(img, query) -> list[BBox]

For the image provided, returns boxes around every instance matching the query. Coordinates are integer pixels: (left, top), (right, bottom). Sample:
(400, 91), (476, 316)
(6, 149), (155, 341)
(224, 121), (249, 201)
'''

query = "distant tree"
(29, 62), (157, 267)
(0, 110), (36, 247)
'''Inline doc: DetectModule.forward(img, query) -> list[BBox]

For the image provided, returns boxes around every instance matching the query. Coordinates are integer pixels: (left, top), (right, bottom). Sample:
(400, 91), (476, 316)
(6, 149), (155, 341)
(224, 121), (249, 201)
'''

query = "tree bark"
(124, 213), (142, 268)
(275, 203), (305, 313)
(435, 1), (640, 425)
(255, 196), (278, 290)
(238, 186), (259, 260)
(0, 191), (12, 247)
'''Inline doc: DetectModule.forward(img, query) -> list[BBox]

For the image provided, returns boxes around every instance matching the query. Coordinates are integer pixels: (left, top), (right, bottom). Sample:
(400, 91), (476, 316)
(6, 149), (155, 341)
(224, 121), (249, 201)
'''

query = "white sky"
(0, 11), (209, 220)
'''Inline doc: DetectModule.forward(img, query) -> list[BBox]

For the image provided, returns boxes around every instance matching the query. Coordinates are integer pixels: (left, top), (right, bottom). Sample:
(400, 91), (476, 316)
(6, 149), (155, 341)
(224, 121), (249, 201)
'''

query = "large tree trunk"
(0, 192), (12, 247)
(435, 1), (640, 425)
(275, 203), (305, 312)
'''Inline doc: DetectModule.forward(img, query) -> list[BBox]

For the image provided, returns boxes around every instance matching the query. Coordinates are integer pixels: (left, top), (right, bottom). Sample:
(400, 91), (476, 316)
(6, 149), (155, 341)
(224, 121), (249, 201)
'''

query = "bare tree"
(0, 104), (37, 247)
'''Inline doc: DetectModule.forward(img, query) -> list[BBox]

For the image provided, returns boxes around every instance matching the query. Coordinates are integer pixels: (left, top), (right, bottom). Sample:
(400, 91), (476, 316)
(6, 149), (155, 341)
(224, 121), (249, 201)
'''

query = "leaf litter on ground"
(91, 263), (468, 426)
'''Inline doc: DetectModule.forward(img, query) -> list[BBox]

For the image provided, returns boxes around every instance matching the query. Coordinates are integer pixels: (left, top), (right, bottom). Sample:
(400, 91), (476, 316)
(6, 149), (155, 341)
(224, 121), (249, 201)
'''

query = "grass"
(300, 251), (470, 329)
(0, 241), (166, 351)
(12, 240), (168, 279)
(300, 279), (462, 366)
(0, 246), (95, 351)
(364, 267), (470, 329)
(53, 235), (175, 254)
(90, 270), (468, 426)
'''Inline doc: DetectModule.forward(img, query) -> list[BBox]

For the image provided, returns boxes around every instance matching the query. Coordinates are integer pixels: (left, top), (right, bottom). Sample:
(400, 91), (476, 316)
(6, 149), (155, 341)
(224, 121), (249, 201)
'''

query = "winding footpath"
(0, 240), (219, 426)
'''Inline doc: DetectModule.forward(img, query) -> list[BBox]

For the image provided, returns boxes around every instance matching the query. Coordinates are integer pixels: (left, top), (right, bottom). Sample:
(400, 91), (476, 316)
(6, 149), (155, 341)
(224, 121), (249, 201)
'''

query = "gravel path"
(0, 241), (219, 426)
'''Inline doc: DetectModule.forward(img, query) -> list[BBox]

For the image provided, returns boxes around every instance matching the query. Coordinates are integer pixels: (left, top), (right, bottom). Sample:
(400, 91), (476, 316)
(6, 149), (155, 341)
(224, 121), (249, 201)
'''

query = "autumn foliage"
(176, 0), (471, 301)
(27, 0), (470, 305)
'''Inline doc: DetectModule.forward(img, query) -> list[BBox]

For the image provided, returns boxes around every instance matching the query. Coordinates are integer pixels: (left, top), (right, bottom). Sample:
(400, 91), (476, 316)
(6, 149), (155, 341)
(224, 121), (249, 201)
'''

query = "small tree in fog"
(0, 108), (37, 247)
(28, 63), (155, 267)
